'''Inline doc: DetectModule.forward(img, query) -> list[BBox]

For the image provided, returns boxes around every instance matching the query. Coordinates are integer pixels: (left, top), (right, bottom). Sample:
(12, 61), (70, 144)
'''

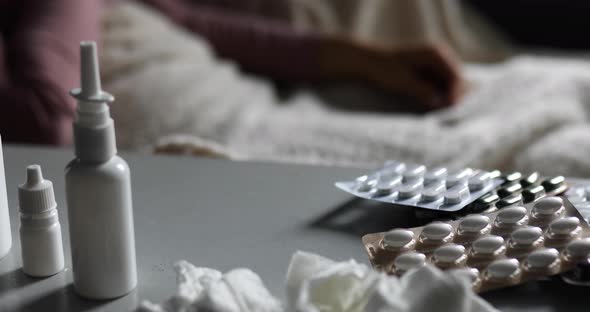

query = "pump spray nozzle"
(69, 41), (118, 162)
(69, 41), (115, 129)
(70, 41), (114, 104)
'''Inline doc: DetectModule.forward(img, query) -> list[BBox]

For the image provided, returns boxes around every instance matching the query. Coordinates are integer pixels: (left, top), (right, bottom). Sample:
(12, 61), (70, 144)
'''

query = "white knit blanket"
(101, 2), (590, 177)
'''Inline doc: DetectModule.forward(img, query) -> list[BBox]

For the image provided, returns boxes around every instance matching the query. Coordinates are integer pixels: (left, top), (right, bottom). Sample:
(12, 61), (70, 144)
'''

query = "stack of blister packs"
(335, 160), (590, 292)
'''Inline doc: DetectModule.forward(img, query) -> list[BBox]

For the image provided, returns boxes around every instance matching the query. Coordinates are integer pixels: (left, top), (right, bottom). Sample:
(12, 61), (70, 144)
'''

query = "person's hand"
(321, 38), (464, 110)
(360, 43), (464, 109)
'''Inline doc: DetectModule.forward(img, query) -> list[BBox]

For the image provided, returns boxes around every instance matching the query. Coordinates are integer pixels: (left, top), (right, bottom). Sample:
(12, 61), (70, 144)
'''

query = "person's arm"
(0, 0), (104, 145)
(141, 0), (322, 81)
(320, 38), (464, 109)
(142, 0), (464, 108)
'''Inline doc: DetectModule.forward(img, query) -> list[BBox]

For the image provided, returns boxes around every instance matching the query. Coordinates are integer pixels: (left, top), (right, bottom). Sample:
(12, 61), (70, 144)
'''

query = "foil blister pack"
(335, 161), (504, 212)
(361, 196), (590, 292)
(426, 172), (568, 219)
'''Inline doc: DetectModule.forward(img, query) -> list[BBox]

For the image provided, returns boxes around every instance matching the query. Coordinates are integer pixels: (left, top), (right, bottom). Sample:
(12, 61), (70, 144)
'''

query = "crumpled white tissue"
(286, 251), (379, 312)
(138, 261), (282, 312)
(138, 251), (498, 312)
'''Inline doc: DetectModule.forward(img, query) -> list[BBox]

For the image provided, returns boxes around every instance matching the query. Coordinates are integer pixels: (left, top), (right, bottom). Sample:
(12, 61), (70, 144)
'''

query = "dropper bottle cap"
(18, 165), (56, 214)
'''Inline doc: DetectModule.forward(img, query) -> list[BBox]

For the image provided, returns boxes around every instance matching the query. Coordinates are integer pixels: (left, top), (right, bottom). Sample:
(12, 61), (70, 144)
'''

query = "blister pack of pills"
(361, 196), (590, 292)
(450, 172), (567, 216)
(335, 161), (504, 212)
(335, 160), (572, 216)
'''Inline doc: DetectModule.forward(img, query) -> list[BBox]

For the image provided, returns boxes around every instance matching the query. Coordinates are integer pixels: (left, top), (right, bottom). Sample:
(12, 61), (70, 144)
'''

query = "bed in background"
(101, 2), (590, 177)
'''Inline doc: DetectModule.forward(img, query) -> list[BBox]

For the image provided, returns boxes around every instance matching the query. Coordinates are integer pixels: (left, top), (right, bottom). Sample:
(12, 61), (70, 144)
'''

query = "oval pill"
(394, 252), (426, 273)
(472, 235), (505, 256)
(446, 168), (474, 188)
(398, 180), (423, 199)
(541, 176), (565, 191)
(503, 172), (523, 185)
(522, 185), (545, 203)
(532, 197), (564, 217)
(520, 172), (540, 188)
(433, 244), (466, 264)
(525, 248), (560, 271)
(424, 167), (447, 185)
(421, 222), (453, 241)
(444, 185), (470, 205)
(468, 171), (491, 191)
(402, 164), (426, 182)
(565, 238), (590, 261)
(421, 183), (445, 202)
(374, 176), (402, 196)
(458, 215), (490, 235)
(495, 206), (527, 225)
(496, 193), (523, 209)
(497, 183), (523, 198)
(357, 179), (376, 192)
(470, 193), (500, 213)
(382, 229), (415, 249)
(488, 170), (502, 179)
(549, 217), (581, 236)
(356, 174), (370, 183)
(510, 226), (543, 246)
(485, 258), (521, 281)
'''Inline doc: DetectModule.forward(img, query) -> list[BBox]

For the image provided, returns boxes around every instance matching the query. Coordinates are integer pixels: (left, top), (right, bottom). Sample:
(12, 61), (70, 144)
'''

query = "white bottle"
(19, 165), (64, 277)
(0, 135), (11, 260)
(65, 41), (137, 299)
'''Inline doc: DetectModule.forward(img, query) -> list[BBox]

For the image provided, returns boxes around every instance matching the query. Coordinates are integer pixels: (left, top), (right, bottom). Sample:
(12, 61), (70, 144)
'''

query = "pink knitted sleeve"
(141, 0), (324, 81)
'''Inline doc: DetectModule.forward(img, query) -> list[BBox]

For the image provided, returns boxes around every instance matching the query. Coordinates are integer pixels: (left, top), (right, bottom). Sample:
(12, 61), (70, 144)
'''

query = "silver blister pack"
(335, 161), (504, 212)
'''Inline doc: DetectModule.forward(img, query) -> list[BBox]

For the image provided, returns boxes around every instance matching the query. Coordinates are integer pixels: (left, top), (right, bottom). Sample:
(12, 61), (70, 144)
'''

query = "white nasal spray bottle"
(19, 165), (65, 277)
(65, 41), (137, 299)
(0, 136), (11, 260)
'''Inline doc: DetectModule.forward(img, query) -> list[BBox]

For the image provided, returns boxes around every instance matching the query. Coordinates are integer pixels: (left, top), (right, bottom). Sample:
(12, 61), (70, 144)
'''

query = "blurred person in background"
(0, 0), (463, 146)
(5, 0), (586, 146)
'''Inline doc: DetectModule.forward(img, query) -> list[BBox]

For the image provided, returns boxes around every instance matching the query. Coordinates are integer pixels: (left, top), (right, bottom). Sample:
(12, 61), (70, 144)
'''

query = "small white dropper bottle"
(65, 41), (137, 299)
(0, 136), (11, 260)
(18, 165), (64, 277)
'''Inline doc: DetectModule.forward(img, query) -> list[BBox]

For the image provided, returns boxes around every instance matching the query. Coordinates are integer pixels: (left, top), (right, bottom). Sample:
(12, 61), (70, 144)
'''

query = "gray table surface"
(0, 145), (586, 311)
